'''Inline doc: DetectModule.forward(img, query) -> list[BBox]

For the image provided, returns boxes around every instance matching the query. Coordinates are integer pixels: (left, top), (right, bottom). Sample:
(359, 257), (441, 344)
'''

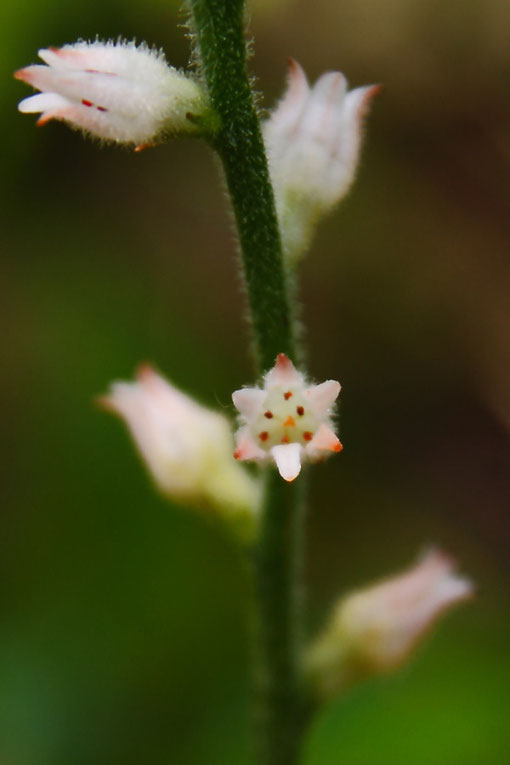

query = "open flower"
(263, 60), (380, 263)
(306, 548), (474, 699)
(99, 365), (259, 527)
(15, 40), (209, 147)
(232, 353), (342, 482)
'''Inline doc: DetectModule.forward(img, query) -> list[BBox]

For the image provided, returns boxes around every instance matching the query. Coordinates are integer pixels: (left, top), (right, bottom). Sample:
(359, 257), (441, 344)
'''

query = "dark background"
(3, 0), (510, 762)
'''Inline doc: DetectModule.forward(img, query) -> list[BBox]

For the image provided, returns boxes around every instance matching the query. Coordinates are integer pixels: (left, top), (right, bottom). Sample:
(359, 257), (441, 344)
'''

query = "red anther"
(284, 391), (293, 400)
(303, 431), (313, 441)
(259, 432), (269, 442)
(296, 406), (304, 416)
(81, 99), (93, 107)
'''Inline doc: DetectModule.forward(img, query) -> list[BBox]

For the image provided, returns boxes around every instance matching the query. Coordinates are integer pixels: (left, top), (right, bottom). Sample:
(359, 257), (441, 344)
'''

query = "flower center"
(250, 386), (318, 450)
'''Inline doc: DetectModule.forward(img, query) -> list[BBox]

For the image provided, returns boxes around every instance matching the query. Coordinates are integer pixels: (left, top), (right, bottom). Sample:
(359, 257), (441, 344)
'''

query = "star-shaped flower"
(232, 353), (342, 482)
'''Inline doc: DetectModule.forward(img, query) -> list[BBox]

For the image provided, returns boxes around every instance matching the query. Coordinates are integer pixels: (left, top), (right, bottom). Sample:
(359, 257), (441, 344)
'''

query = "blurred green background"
(3, 0), (510, 762)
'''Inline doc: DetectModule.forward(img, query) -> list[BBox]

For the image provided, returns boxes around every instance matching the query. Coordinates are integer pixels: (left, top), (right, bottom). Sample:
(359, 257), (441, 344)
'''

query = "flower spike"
(15, 40), (210, 147)
(232, 353), (342, 482)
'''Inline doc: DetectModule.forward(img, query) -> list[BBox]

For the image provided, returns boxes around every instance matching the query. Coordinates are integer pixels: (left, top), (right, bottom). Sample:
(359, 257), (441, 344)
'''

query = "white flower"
(99, 365), (259, 525)
(306, 549), (474, 699)
(232, 353), (342, 482)
(15, 40), (209, 147)
(263, 59), (380, 263)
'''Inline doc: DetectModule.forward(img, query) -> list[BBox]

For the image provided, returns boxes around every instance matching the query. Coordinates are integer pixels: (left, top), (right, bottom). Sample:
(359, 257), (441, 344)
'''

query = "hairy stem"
(253, 471), (307, 765)
(188, 0), (296, 371)
(186, 1), (307, 762)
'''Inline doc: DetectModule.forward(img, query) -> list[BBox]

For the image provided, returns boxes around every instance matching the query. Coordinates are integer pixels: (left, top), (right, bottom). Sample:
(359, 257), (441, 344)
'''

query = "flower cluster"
(263, 60), (379, 263)
(232, 353), (342, 482)
(15, 40), (208, 147)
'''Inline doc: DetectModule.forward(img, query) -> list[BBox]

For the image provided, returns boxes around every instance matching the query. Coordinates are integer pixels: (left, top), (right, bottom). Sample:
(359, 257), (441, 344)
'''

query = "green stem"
(187, 0), (296, 371)
(253, 471), (307, 765)
(186, 1), (308, 763)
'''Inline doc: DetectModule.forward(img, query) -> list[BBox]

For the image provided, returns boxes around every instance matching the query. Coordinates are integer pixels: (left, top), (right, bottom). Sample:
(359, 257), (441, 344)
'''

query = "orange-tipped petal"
(234, 429), (266, 461)
(308, 423), (343, 452)
(265, 353), (302, 387)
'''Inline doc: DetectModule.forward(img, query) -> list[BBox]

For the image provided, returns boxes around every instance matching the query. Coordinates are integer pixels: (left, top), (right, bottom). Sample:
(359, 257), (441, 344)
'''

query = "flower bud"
(306, 549), (473, 700)
(263, 60), (380, 264)
(99, 365), (260, 533)
(232, 353), (342, 482)
(15, 40), (210, 148)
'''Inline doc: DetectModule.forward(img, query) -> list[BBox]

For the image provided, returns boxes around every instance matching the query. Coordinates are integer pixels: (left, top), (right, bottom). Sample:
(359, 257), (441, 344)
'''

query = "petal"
(264, 353), (302, 388)
(306, 380), (341, 416)
(300, 71), (348, 140)
(38, 42), (131, 75)
(18, 92), (71, 114)
(270, 443), (302, 481)
(264, 59), (310, 140)
(232, 387), (266, 423)
(234, 427), (267, 461)
(135, 363), (203, 423)
(342, 83), (382, 123)
(307, 423), (342, 453)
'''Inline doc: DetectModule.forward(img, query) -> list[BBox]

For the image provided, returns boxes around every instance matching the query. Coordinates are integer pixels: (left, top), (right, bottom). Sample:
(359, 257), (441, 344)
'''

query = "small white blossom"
(232, 353), (342, 482)
(307, 549), (474, 699)
(263, 59), (380, 263)
(15, 40), (208, 147)
(99, 365), (259, 525)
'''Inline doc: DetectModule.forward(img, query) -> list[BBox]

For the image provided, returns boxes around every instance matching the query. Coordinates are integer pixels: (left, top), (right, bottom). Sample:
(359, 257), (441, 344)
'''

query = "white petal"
(264, 353), (302, 388)
(342, 84), (381, 124)
(264, 59), (309, 143)
(234, 427), (266, 461)
(38, 47), (75, 69)
(300, 71), (347, 140)
(232, 387), (266, 423)
(306, 380), (341, 416)
(270, 443), (302, 481)
(18, 92), (71, 113)
(307, 423), (342, 453)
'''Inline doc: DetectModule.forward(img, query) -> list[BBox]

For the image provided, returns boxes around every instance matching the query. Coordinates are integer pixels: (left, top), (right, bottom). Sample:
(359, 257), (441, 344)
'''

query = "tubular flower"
(99, 365), (259, 527)
(306, 549), (474, 699)
(263, 59), (380, 263)
(232, 353), (342, 482)
(15, 40), (209, 147)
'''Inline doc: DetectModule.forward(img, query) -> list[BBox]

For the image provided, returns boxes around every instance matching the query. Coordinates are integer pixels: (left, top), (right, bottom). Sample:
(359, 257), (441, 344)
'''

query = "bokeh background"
(3, 0), (510, 762)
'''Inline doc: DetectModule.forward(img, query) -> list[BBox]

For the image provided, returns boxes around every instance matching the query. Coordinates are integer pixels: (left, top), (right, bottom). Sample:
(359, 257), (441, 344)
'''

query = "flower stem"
(253, 470), (307, 765)
(187, 0), (296, 371)
(186, 1), (307, 762)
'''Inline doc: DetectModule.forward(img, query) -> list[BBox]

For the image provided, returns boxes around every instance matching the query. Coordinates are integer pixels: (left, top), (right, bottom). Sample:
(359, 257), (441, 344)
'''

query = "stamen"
(264, 411), (273, 419)
(296, 406), (304, 416)
(259, 432), (269, 441)
(81, 99), (93, 107)
(96, 106), (108, 112)
(282, 435), (290, 443)
(303, 431), (313, 441)
(284, 391), (293, 400)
